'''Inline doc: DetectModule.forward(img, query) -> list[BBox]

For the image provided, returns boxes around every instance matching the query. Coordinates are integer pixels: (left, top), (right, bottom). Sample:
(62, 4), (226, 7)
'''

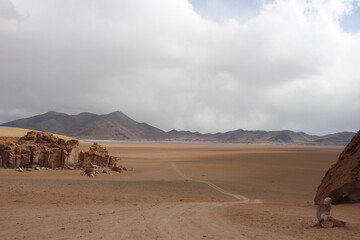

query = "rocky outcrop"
(0, 131), (80, 168)
(0, 132), (120, 170)
(77, 142), (119, 168)
(315, 131), (360, 204)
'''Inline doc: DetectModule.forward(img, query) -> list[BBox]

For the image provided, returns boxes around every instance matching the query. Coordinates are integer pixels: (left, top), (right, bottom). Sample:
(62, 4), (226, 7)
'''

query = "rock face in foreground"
(0, 131), (119, 169)
(315, 131), (360, 204)
(0, 131), (80, 168)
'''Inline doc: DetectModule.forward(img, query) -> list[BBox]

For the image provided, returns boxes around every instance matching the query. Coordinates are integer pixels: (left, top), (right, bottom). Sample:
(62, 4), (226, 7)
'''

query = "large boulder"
(77, 142), (119, 168)
(315, 131), (360, 204)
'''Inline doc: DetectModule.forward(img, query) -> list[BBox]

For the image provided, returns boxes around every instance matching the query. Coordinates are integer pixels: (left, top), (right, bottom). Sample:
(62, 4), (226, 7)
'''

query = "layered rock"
(0, 131), (80, 168)
(315, 131), (360, 204)
(0, 131), (119, 169)
(77, 142), (119, 168)
(0, 132), (123, 175)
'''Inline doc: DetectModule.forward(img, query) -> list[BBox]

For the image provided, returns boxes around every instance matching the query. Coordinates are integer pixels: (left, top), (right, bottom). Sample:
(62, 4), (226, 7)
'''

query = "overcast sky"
(0, 0), (360, 135)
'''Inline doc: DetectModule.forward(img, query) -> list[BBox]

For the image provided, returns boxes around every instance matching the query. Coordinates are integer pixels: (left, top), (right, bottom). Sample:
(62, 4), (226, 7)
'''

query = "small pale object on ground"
(316, 197), (346, 228)
(84, 167), (95, 177)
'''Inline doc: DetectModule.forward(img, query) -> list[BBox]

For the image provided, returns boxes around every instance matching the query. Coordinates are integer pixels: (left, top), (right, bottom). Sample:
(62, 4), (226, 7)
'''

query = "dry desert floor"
(0, 142), (359, 240)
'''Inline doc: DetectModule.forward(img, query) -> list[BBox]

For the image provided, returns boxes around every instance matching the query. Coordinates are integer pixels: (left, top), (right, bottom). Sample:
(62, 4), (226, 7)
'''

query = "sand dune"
(0, 142), (359, 239)
(0, 126), (89, 147)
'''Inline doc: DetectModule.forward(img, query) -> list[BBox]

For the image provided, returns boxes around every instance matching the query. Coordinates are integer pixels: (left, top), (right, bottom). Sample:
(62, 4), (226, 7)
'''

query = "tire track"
(162, 152), (262, 203)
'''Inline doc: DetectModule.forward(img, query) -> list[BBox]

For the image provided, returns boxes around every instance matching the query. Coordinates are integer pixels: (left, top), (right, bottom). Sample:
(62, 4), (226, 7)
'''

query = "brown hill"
(0, 111), (168, 140)
(0, 111), (355, 145)
(0, 126), (79, 141)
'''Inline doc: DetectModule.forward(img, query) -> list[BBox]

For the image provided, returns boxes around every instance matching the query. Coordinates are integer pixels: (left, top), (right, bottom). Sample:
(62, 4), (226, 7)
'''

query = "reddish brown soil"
(0, 143), (359, 239)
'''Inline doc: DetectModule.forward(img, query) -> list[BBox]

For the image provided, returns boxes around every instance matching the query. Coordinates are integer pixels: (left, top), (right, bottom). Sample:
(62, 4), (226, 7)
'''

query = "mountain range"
(0, 111), (356, 145)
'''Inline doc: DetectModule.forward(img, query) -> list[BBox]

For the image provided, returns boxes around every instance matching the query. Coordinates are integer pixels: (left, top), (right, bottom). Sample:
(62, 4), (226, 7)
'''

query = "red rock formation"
(0, 132), (122, 175)
(0, 131), (80, 168)
(315, 131), (360, 204)
(77, 142), (119, 168)
(108, 156), (119, 166)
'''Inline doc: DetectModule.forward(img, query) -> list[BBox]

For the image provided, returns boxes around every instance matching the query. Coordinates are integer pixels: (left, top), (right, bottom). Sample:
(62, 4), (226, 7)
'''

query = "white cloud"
(0, 0), (359, 135)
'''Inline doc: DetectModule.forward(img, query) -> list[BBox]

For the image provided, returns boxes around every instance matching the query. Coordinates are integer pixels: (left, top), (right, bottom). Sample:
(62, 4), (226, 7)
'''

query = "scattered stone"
(17, 167), (23, 172)
(34, 167), (41, 171)
(109, 156), (119, 167)
(321, 221), (335, 228)
(112, 166), (122, 173)
(84, 167), (95, 178)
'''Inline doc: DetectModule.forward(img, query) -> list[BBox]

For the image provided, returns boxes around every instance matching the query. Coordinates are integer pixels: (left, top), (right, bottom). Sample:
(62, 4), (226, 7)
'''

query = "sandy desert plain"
(0, 140), (359, 240)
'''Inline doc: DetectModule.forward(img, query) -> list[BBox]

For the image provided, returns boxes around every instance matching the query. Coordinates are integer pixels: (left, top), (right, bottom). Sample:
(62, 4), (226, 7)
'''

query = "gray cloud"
(0, 0), (359, 135)
(0, 0), (19, 20)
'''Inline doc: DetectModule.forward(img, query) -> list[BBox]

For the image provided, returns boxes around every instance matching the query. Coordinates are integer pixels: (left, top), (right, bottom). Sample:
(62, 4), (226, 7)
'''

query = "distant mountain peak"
(45, 110), (58, 114)
(43, 111), (68, 117)
(107, 111), (129, 118)
(0, 111), (167, 140)
(109, 111), (124, 114)
(0, 111), (356, 145)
